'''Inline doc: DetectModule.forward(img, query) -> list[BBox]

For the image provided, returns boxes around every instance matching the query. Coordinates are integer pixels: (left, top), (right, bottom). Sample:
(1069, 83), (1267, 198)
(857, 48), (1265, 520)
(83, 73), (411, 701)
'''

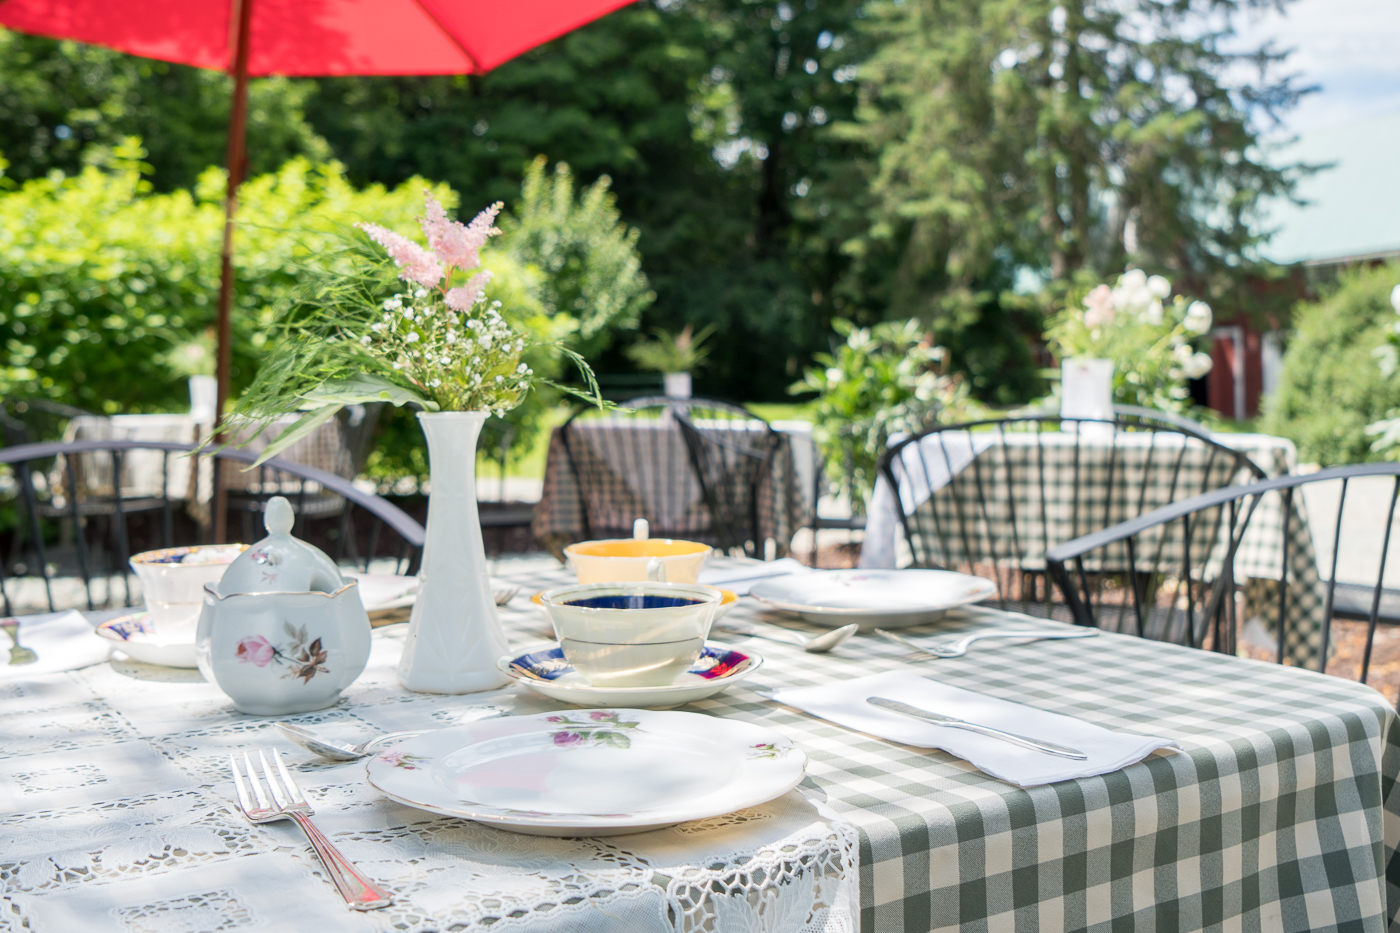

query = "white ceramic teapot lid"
(216, 497), (345, 595)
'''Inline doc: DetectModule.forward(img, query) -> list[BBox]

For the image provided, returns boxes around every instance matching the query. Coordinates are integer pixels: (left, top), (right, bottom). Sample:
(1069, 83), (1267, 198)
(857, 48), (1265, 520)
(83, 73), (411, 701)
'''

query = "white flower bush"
(1045, 269), (1214, 412)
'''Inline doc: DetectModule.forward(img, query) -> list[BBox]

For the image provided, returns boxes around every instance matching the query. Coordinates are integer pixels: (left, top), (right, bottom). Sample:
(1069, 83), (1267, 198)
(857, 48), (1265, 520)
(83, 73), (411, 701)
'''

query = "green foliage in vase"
(224, 192), (605, 466)
(1263, 262), (1400, 466)
(790, 318), (977, 512)
(624, 324), (716, 374)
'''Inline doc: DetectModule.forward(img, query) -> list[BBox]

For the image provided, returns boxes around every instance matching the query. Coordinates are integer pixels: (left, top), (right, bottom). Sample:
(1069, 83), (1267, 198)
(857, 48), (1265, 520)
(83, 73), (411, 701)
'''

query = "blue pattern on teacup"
(510, 645), (752, 682)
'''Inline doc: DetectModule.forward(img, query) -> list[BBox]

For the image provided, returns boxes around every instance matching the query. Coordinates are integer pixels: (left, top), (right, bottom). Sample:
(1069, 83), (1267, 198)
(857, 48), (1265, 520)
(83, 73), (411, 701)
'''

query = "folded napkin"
(698, 557), (811, 595)
(0, 610), (111, 680)
(345, 573), (419, 611)
(770, 669), (1179, 787)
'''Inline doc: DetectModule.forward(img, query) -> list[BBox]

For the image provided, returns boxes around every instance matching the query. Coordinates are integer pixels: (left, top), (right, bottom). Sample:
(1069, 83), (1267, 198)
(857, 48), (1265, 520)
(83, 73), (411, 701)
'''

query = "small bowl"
(539, 581), (724, 688)
(130, 544), (247, 638)
(533, 587), (740, 616)
(564, 538), (712, 584)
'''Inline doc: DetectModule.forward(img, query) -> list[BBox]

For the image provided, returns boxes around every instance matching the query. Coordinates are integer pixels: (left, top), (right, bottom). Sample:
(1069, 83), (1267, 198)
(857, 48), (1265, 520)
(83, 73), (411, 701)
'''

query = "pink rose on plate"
(235, 635), (274, 667)
(553, 732), (582, 747)
(588, 711), (613, 722)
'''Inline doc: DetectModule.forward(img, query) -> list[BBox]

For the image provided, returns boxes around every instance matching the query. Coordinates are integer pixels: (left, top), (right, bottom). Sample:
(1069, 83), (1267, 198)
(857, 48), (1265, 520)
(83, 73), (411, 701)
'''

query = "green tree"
(0, 29), (329, 191)
(841, 0), (1308, 397)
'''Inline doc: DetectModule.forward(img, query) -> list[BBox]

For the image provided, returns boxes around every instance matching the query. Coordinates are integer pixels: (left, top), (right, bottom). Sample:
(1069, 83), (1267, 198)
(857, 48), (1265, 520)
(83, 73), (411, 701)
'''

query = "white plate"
(749, 569), (997, 629)
(95, 612), (198, 668)
(366, 710), (805, 836)
(498, 642), (764, 709)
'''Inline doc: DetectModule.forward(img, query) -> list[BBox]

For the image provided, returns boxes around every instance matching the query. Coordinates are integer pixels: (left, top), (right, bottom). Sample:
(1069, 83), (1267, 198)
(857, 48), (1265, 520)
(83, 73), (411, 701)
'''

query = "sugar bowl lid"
(216, 497), (345, 595)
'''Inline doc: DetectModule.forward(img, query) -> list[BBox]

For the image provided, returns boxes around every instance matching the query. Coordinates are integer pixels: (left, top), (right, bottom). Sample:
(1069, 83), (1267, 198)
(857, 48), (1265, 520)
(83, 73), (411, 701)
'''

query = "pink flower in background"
(235, 635), (274, 667)
(1082, 284), (1116, 328)
(588, 711), (612, 722)
(355, 222), (444, 288)
(445, 271), (493, 311)
(420, 193), (502, 272)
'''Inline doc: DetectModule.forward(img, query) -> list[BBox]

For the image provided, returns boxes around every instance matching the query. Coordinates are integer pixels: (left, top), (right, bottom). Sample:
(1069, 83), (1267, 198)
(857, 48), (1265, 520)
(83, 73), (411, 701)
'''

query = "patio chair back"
(0, 439), (423, 616)
(877, 412), (1265, 615)
(1045, 464), (1400, 707)
(560, 396), (780, 555)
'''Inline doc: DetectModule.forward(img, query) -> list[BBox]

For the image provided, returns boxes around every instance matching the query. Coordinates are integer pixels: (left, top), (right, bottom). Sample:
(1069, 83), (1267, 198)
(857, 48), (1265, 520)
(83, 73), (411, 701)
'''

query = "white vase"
(1060, 358), (1115, 421)
(663, 372), (692, 398)
(397, 411), (510, 693)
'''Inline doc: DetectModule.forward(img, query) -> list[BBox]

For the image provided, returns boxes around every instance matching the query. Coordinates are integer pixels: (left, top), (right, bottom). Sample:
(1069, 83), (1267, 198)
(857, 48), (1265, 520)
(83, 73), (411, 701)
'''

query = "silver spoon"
(718, 621), (859, 654)
(275, 722), (425, 762)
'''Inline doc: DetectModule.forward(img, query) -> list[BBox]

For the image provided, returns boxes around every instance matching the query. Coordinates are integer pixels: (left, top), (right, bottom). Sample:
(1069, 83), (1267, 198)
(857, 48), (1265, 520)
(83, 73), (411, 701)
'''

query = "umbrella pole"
(212, 0), (254, 543)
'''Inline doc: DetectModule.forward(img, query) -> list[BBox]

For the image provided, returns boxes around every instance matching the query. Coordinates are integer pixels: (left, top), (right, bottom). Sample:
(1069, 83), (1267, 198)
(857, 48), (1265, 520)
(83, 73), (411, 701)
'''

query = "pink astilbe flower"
(420, 192), (502, 272)
(445, 271), (493, 311)
(356, 221), (444, 288)
(1082, 284), (1116, 328)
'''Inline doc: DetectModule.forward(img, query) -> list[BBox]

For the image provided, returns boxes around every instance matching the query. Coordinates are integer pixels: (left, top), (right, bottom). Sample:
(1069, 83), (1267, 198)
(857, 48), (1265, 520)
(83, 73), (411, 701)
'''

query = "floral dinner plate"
(365, 710), (805, 836)
(748, 569), (997, 630)
(497, 641), (763, 709)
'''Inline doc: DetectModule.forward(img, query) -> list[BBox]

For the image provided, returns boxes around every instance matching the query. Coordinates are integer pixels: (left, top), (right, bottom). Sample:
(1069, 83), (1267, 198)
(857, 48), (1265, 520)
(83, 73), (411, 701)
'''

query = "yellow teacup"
(564, 538), (712, 584)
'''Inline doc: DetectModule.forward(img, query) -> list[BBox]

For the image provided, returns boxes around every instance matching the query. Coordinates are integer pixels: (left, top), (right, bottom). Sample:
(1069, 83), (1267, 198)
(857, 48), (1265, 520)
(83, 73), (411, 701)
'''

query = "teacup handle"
(646, 558), (668, 583)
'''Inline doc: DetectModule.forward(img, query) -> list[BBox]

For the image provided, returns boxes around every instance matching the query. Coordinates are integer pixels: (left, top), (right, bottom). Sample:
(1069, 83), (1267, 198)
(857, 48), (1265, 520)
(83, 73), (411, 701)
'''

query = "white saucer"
(498, 641), (763, 709)
(95, 612), (198, 668)
(366, 710), (805, 835)
(749, 569), (997, 629)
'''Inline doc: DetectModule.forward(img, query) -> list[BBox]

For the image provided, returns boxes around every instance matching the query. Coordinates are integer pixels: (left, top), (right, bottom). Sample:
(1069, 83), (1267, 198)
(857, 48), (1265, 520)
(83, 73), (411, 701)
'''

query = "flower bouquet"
(228, 191), (604, 694)
(1044, 269), (1214, 414)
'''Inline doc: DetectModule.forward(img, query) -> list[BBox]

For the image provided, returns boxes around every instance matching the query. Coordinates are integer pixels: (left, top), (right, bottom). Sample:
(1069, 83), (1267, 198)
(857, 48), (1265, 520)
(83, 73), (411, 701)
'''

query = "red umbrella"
(0, 0), (631, 537)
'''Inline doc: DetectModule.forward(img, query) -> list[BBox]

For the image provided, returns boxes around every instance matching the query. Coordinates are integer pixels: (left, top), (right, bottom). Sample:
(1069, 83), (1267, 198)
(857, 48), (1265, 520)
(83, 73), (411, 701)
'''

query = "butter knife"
(867, 696), (1088, 760)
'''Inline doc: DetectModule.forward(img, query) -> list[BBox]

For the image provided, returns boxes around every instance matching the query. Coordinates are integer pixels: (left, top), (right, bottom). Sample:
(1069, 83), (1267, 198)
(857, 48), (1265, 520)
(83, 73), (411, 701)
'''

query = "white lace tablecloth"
(0, 606), (857, 933)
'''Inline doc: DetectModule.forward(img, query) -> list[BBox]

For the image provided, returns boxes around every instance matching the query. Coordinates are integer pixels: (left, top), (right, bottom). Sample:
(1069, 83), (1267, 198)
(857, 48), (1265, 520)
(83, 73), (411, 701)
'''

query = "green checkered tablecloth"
(505, 562), (1400, 933)
(863, 431), (1329, 669)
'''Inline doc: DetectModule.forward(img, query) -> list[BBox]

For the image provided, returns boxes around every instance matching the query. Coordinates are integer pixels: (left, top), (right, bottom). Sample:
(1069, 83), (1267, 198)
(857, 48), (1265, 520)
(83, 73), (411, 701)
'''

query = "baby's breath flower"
(360, 336), (371, 346)
(406, 332), (420, 343)
(414, 288), (427, 299)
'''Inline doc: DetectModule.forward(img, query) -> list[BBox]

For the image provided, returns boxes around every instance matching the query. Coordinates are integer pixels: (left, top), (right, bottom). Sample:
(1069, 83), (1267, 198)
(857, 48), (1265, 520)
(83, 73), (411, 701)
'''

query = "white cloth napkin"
(698, 557), (811, 595)
(345, 573), (420, 610)
(770, 669), (1179, 787)
(0, 610), (111, 680)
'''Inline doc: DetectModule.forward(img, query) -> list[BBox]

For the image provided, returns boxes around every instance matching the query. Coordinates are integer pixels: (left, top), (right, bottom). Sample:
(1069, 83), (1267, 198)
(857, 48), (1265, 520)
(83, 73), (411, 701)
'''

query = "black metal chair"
(876, 412), (1266, 616)
(560, 396), (781, 555)
(0, 398), (92, 447)
(1045, 464), (1400, 705)
(1, 439), (424, 616)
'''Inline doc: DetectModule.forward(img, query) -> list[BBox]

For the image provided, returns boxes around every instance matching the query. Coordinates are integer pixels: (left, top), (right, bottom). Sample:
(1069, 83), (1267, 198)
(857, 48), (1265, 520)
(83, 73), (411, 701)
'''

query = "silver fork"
(875, 627), (1098, 660)
(229, 749), (393, 911)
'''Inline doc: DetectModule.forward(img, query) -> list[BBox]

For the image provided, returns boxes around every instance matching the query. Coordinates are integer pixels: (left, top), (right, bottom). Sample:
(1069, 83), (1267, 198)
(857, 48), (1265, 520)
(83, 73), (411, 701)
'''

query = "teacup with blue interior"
(538, 581), (725, 688)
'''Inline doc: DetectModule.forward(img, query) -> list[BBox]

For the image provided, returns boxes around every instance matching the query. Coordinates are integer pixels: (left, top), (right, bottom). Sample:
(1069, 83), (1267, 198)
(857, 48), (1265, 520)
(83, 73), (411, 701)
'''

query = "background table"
(861, 431), (1329, 668)
(531, 420), (812, 554)
(4, 562), (1397, 932)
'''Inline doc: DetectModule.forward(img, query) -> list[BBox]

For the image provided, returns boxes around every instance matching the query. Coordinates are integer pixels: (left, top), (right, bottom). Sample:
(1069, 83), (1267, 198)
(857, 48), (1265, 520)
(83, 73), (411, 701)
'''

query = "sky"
(1229, 0), (1400, 136)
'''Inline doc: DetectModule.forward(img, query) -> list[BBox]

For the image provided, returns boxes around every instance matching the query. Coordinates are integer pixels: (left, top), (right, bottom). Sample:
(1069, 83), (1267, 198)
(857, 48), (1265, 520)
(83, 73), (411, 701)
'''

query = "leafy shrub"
(789, 319), (978, 512)
(0, 139), (435, 414)
(1261, 262), (1400, 465)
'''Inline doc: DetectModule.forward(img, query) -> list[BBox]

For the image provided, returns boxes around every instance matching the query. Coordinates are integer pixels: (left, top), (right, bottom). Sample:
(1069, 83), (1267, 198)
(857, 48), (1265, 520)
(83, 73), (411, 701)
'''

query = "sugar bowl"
(195, 497), (371, 715)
